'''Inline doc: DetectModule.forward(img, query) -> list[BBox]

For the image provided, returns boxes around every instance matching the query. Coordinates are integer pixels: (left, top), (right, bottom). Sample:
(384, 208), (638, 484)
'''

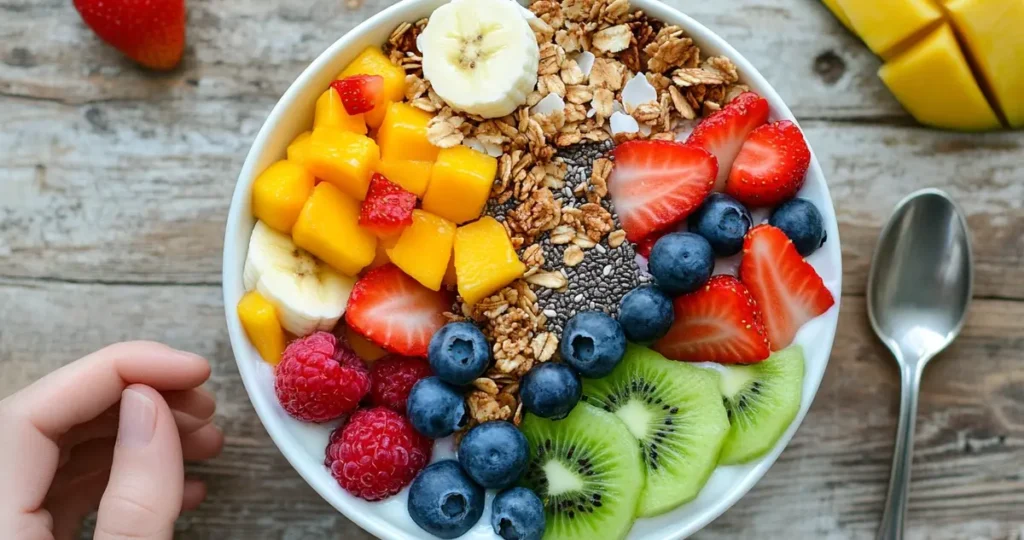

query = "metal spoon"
(867, 188), (973, 540)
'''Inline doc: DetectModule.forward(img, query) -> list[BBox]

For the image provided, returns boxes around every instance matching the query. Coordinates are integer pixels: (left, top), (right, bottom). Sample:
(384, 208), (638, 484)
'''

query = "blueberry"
(559, 312), (626, 378)
(618, 285), (675, 343)
(688, 193), (752, 256)
(769, 198), (827, 256)
(408, 460), (484, 539)
(491, 487), (546, 540)
(429, 322), (491, 385)
(457, 421), (529, 489)
(406, 377), (468, 439)
(520, 363), (582, 419)
(648, 232), (715, 296)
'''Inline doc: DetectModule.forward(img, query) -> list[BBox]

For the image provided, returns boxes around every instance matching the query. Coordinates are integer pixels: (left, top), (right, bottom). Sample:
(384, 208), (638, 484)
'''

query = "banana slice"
(420, 0), (539, 119)
(243, 221), (354, 337)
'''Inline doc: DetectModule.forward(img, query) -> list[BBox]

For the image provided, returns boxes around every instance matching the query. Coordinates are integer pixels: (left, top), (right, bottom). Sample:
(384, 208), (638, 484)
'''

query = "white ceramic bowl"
(223, 0), (843, 537)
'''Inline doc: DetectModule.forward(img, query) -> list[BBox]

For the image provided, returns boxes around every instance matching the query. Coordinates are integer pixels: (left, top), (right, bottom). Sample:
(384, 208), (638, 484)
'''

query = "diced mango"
(287, 131), (313, 165)
(251, 160), (315, 233)
(879, 24), (1001, 131)
(376, 102), (439, 163)
(292, 182), (377, 276)
(376, 158), (433, 197)
(338, 47), (406, 128)
(821, 0), (853, 32)
(314, 87), (367, 134)
(304, 127), (380, 200)
(386, 210), (456, 291)
(442, 257), (458, 289)
(345, 325), (388, 363)
(367, 235), (397, 271)
(237, 290), (286, 365)
(836, 0), (942, 57)
(421, 146), (498, 225)
(454, 217), (526, 306)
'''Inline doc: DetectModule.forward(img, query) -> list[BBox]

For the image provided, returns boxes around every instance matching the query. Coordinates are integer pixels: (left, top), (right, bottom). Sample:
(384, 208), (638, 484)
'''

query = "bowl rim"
(222, 0), (843, 538)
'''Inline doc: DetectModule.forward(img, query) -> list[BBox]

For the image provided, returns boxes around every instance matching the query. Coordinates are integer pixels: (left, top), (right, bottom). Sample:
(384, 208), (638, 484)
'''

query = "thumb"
(95, 385), (183, 540)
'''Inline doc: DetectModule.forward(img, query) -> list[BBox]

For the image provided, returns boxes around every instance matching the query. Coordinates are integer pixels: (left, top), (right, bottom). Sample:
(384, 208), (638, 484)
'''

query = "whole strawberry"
(275, 332), (370, 423)
(73, 0), (186, 70)
(368, 355), (433, 413)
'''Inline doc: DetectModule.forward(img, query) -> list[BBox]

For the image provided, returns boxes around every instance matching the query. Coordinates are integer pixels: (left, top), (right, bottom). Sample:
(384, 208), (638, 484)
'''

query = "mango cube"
(287, 131), (313, 165)
(836, 0), (942, 56)
(345, 325), (388, 363)
(376, 158), (433, 197)
(821, 0), (854, 32)
(454, 217), (526, 305)
(338, 47), (407, 128)
(367, 235), (397, 271)
(292, 182), (377, 276)
(237, 290), (286, 365)
(314, 87), (367, 134)
(386, 210), (456, 291)
(421, 146), (498, 225)
(376, 102), (440, 163)
(251, 160), (315, 233)
(304, 127), (380, 200)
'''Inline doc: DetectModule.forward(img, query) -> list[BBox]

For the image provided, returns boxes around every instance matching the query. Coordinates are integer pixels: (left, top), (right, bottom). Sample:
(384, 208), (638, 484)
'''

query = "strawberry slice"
(653, 275), (771, 364)
(685, 92), (770, 191)
(607, 140), (717, 243)
(359, 173), (417, 238)
(331, 75), (384, 115)
(726, 120), (811, 208)
(739, 224), (835, 350)
(345, 264), (453, 357)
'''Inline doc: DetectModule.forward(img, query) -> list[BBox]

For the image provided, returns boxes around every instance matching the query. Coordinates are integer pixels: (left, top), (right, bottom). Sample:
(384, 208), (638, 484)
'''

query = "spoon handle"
(877, 364), (923, 540)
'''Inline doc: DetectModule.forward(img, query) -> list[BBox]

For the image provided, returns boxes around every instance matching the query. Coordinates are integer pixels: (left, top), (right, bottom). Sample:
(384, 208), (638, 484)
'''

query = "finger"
(181, 479), (207, 512)
(95, 386), (183, 540)
(181, 423), (225, 462)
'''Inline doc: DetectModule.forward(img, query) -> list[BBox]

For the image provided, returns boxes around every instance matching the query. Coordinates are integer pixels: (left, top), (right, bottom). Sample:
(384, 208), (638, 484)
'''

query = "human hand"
(0, 341), (224, 540)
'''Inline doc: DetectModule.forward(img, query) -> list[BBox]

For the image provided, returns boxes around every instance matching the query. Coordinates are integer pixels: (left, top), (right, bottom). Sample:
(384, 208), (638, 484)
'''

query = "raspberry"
(274, 332), (370, 422)
(325, 407), (433, 501)
(369, 355), (433, 413)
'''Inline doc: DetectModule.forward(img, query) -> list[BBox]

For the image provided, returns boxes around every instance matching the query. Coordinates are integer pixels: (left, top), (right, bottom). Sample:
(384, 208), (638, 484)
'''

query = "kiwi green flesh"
(718, 346), (805, 465)
(581, 345), (730, 517)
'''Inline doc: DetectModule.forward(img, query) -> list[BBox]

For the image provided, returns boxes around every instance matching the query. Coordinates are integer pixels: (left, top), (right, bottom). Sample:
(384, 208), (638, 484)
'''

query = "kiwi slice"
(519, 402), (644, 540)
(718, 345), (805, 465)
(581, 344), (729, 517)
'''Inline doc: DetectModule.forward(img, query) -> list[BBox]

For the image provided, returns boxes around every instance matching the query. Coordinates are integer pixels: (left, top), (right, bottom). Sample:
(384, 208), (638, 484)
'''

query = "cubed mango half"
(376, 158), (433, 197)
(314, 87), (367, 134)
(836, 0), (942, 57)
(292, 182), (377, 276)
(251, 160), (315, 233)
(304, 127), (380, 200)
(387, 210), (456, 291)
(237, 290), (286, 365)
(454, 217), (526, 306)
(376, 102), (440, 163)
(338, 47), (406, 128)
(422, 146), (497, 225)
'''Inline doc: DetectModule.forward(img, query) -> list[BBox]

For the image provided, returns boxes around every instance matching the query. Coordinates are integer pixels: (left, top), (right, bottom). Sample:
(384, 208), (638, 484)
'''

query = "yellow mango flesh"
(237, 290), (286, 365)
(304, 127), (380, 200)
(292, 182), (377, 276)
(376, 102), (440, 163)
(287, 131), (313, 165)
(314, 88), (367, 134)
(251, 160), (315, 233)
(821, 0), (854, 31)
(376, 158), (434, 197)
(454, 217), (526, 306)
(338, 47), (406, 128)
(345, 325), (388, 363)
(386, 210), (456, 291)
(836, 0), (942, 56)
(422, 146), (498, 225)
(367, 235), (397, 271)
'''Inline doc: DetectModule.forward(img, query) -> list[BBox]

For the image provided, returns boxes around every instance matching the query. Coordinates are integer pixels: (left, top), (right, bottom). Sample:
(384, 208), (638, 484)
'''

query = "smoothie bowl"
(222, 0), (842, 538)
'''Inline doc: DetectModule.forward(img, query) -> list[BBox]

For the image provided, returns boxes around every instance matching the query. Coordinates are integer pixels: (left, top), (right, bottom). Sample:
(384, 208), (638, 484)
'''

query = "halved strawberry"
(739, 224), (834, 349)
(653, 275), (771, 364)
(331, 75), (384, 115)
(359, 173), (416, 238)
(726, 120), (811, 208)
(685, 92), (770, 191)
(607, 140), (717, 243)
(345, 264), (453, 357)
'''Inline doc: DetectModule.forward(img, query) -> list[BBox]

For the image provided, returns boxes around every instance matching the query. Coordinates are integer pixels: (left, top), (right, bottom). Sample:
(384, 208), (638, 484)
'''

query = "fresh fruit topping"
(237, 290), (286, 365)
(408, 460), (485, 539)
(687, 192), (753, 257)
(684, 92), (770, 190)
(251, 160), (315, 234)
(725, 120), (811, 208)
(491, 487), (546, 540)
(376, 102), (440, 163)
(376, 158), (433, 197)
(287, 131), (313, 165)
(387, 210), (456, 291)
(520, 402), (643, 540)
(344, 264), (453, 357)
(304, 127), (381, 201)
(653, 275), (771, 364)
(718, 346), (804, 464)
(368, 355), (432, 413)
(73, 0), (185, 70)
(406, 376), (469, 438)
(338, 47), (408, 128)
(769, 198), (828, 256)
(581, 345), (729, 516)
(520, 363), (582, 420)
(607, 140), (718, 243)
(453, 216), (527, 305)
(243, 221), (355, 337)
(740, 225), (835, 350)
(325, 406), (432, 500)
(345, 325), (389, 363)
(418, 0), (540, 119)
(618, 286), (675, 343)
(330, 75), (384, 115)
(458, 421), (530, 489)
(428, 322), (491, 386)
(422, 145), (499, 225)
(648, 232), (715, 296)
(358, 174), (417, 238)
(274, 332), (370, 422)
(635, 231), (666, 259)
(292, 182), (378, 277)
(314, 87), (368, 134)
(560, 312), (626, 378)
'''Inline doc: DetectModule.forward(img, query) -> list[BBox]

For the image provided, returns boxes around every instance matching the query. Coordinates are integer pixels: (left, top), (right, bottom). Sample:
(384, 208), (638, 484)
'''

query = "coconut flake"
(531, 93), (565, 116)
(621, 73), (658, 114)
(574, 51), (596, 78)
(610, 111), (640, 135)
(674, 119), (700, 142)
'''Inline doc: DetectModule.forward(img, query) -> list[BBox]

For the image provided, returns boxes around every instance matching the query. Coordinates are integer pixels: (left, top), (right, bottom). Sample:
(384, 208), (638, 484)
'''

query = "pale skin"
(0, 341), (225, 540)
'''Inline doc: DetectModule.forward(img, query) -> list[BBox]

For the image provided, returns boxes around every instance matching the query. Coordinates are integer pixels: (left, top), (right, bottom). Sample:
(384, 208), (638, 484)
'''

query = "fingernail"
(118, 388), (156, 447)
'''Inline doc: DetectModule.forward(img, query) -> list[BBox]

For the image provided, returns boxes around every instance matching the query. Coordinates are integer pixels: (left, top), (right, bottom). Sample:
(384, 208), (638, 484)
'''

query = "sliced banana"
(243, 221), (354, 337)
(419, 0), (539, 119)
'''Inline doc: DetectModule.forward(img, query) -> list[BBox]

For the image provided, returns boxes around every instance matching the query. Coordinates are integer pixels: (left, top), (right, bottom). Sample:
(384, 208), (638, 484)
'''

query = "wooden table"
(2, 0), (1022, 538)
